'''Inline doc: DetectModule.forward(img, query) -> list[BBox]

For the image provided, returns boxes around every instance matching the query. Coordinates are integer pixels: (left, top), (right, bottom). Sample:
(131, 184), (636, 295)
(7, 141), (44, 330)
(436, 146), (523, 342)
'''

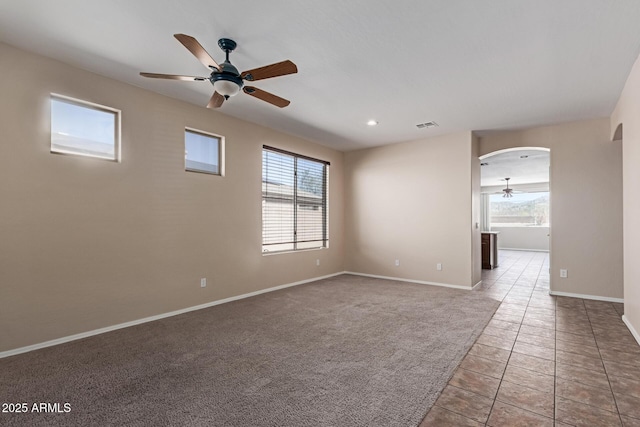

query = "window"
(262, 146), (329, 253)
(50, 94), (120, 161)
(490, 192), (549, 227)
(185, 129), (223, 175)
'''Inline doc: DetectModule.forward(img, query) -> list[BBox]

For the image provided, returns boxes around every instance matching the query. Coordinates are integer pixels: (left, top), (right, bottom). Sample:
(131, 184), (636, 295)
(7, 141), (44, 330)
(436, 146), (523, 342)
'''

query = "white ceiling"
(480, 149), (550, 187)
(2, 1), (640, 151)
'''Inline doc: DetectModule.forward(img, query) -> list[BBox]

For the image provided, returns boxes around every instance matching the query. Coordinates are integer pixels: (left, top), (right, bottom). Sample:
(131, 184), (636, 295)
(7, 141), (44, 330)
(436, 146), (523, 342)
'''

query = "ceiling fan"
(140, 34), (298, 108)
(502, 177), (514, 198)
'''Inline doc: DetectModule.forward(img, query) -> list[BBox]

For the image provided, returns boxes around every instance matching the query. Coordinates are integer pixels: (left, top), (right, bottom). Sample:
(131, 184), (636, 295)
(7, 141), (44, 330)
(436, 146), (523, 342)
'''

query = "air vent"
(416, 121), (439, 129)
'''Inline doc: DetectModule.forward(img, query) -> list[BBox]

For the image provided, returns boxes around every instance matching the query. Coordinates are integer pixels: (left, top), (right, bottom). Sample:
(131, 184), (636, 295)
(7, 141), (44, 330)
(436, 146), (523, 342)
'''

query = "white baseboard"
(472, 280), (483, 290)
(344, 271), (473, 290)
(0, 271), (346, 359)
(500, 248), (549, 252)
(622, 315), (640, 347)
(549, 290), (624, 304)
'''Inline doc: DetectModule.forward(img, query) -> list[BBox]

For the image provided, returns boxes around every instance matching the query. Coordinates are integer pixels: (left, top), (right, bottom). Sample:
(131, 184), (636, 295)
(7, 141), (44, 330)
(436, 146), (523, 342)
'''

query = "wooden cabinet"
(482, 232), (499, 269)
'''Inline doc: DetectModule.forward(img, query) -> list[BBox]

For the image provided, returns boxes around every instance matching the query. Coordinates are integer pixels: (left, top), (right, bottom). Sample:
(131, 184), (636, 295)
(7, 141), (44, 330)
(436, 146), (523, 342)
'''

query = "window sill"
(262, 247), (328, 256)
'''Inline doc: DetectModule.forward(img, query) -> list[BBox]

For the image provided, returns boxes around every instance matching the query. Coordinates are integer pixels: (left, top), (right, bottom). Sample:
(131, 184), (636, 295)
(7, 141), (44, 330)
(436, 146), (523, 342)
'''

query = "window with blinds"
(262, 146), (329, 253)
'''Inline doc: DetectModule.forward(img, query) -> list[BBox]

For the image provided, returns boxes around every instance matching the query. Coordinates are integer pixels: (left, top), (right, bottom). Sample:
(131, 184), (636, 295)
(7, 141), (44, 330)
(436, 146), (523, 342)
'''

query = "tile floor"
(420, 250), (640, 426)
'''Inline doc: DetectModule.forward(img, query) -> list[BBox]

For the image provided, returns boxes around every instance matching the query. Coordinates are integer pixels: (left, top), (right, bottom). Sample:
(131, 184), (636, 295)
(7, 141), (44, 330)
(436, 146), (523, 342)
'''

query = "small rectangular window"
(185, 129), (222, 175)
(50, 94), (120, 161)
(262, 146), (329, 253)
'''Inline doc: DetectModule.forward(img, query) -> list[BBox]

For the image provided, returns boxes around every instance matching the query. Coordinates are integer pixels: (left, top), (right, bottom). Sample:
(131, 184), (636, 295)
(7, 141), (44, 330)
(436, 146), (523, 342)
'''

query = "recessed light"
(367, 120), (378, 126)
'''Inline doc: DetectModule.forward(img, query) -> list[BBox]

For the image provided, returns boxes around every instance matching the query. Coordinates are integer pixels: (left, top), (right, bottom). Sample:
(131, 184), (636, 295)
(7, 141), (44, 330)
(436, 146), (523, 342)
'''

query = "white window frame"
(50, 94), (121, 162)
(262, 145), (329, 254)
(185, 127), (224, 176)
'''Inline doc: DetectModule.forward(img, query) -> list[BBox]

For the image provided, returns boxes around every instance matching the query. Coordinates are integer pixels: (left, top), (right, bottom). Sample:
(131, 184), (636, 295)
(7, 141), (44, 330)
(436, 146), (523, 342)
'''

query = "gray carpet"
(0, 274), (499, 426)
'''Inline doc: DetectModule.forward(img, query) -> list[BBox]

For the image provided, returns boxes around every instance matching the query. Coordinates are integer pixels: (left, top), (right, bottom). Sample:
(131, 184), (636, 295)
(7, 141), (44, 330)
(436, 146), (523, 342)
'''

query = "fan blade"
(243, 86), (290, 108)
(241, 60), (298, 81)
(140, 72), (208, 81)
(207, 92), (225, 109)
(174, 34), (221, 71)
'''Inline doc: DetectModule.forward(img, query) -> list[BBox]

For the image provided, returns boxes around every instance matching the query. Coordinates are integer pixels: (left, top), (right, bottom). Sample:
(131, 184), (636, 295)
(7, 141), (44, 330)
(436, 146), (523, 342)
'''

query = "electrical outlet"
(437, 263), (442, 271)
(395, 259), (400, 266)
(316, 259), (320, 266)
(200, 278), (207, 287)
(560, 269), (568, 278)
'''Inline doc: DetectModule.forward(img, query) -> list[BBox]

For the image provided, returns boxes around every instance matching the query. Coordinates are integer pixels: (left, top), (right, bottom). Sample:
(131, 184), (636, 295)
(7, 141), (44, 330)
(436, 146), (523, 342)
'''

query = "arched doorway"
(478, 147), (551, 288)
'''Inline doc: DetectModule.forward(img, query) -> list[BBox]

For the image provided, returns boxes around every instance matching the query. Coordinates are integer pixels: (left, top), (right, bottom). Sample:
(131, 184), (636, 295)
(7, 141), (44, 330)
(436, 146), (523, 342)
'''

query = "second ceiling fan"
(140, 34), (298, 108)
(502, 177), (516, 198)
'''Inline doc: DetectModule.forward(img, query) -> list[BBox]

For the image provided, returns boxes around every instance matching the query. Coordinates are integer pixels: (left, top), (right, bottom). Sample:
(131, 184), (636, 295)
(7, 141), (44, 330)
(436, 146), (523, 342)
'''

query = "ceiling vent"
(416, 121), (439, 129)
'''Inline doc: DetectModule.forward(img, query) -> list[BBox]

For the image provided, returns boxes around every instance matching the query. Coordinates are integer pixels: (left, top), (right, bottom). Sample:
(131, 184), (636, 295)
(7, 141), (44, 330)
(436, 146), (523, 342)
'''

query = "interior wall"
(0, 42), (345, 352)
(471, 134), (482, 286)
(344, 132), (475, 288)
(491, 227), (550, 251)
(611, 52), (640, 340)
(480, 119), (623, 300)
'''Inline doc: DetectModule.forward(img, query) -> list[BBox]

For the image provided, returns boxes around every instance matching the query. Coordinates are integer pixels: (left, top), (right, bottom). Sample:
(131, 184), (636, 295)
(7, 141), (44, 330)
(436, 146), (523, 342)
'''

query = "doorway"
(479, 148), (551, 265)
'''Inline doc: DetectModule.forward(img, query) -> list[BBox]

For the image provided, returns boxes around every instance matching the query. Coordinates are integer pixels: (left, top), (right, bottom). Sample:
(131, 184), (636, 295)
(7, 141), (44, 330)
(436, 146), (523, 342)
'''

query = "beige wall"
(492, 227), (550, 251)
(1, 39), (631, 354)
(471, 134), (482, 286)
(611, 53), (640, 339)
(480, 119), (623, 300)
(0, 43), (345, 352)
(344, 132), (476, 288)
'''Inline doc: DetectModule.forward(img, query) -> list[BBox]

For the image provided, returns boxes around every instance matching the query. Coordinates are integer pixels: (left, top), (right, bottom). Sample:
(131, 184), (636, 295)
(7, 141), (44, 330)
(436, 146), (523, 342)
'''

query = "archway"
(612, 123), (623, 142)
(478, 147), (551, 290)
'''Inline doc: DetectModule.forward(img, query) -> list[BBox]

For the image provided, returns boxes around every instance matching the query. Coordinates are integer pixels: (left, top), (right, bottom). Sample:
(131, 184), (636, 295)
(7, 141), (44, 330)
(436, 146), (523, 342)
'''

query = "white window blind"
(262, 146), (329, 253)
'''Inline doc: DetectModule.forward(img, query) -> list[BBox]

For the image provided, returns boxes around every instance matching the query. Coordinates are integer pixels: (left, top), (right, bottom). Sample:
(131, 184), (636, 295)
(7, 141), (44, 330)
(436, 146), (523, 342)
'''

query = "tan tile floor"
(420, 250), (640, 426)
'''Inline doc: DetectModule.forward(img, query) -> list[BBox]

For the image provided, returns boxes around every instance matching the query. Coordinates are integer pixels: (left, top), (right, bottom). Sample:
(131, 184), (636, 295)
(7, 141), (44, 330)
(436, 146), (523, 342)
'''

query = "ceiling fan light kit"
(140, 34), (297, 109)
(213, 79), (241, 98)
